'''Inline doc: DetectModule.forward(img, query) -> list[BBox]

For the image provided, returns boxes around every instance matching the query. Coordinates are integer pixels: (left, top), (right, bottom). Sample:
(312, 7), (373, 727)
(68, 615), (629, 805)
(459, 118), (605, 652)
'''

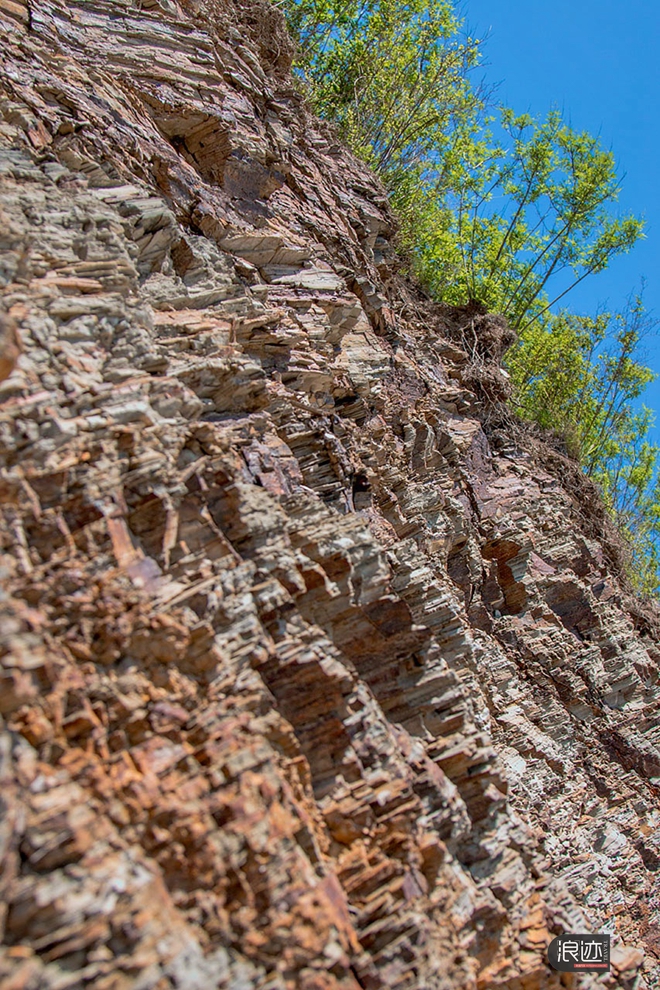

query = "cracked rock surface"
(1, 1), (659, 988)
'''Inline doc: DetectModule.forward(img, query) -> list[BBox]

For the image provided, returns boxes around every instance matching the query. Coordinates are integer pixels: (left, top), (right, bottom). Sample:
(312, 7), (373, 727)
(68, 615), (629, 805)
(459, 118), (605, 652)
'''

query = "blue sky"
(461, 0), (660, 417)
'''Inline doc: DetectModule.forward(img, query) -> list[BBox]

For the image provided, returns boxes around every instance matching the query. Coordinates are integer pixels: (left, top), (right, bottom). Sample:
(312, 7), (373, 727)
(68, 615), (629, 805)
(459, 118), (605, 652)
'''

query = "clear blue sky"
(461, 0), (660, 419)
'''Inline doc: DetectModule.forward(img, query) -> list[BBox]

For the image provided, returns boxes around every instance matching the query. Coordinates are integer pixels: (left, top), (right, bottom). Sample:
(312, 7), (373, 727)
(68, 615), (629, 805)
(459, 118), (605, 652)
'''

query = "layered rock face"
(1, 1), (659, 988)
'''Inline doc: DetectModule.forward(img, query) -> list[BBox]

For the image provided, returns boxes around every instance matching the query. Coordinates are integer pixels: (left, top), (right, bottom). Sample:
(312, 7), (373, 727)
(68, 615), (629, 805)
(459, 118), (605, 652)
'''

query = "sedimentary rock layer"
(0, 1), (658, 987)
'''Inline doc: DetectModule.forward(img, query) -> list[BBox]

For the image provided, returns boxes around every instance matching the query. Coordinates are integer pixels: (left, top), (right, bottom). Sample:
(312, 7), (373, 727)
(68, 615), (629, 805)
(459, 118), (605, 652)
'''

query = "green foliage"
(508, 299), (654, 466)
(601, 411), (660, 595)
(283, 0), (659, 594)
(285, 2), (643, 328)
(283, 0), (482, 179)
(407, 109), (644, 329)
(508, 295), (660, 594)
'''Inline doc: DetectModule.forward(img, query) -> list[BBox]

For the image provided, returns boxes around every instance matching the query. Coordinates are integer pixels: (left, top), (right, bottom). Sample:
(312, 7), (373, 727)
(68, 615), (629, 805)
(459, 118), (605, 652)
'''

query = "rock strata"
(0, 1), (659, 988)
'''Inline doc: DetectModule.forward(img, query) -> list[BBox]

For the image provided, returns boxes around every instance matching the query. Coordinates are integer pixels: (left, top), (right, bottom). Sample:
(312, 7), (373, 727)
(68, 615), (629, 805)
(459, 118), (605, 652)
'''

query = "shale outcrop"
(1, 2), (659, 988)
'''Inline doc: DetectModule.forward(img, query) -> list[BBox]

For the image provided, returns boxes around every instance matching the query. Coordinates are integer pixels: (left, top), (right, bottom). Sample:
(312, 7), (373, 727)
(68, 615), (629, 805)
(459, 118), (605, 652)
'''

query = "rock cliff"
(1, 1), (659, 988)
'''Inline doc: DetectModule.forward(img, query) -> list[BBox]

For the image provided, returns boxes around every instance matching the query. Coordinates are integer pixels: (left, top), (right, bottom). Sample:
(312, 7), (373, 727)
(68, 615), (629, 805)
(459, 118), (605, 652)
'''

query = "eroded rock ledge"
(0, 1), (659, 987)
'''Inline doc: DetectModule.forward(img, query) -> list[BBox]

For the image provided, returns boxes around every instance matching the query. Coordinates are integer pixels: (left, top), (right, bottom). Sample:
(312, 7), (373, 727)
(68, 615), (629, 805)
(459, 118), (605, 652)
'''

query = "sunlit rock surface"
(0, 1), (659, 987)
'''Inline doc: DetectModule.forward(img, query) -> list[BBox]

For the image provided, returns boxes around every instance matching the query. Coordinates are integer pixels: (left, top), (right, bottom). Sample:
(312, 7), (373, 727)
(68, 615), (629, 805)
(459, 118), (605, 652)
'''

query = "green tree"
(284, 0), (659, 593)
(507, 294), (656, 468)
(601, 412), (660, 595)
(283, 0), (482, 180)
(411, 109), (644, 329)
(507, 294), (660, 593)
(284, 4), (642, 328)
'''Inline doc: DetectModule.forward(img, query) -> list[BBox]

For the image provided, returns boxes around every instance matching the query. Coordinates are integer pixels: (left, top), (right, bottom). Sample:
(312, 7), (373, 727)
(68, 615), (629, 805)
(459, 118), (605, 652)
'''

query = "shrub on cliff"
(406, 109), (643, 331)
(283, 0), (659, 593)
(283, 1), (642, 325)
(284, 0), (482, 180)
(508, 294), (660, 593)
(509, 298), (654, 470)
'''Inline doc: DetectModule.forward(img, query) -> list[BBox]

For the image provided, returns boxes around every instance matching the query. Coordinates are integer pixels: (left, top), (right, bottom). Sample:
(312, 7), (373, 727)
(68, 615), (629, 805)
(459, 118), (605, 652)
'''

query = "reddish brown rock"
(0, 1), (658, 988)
